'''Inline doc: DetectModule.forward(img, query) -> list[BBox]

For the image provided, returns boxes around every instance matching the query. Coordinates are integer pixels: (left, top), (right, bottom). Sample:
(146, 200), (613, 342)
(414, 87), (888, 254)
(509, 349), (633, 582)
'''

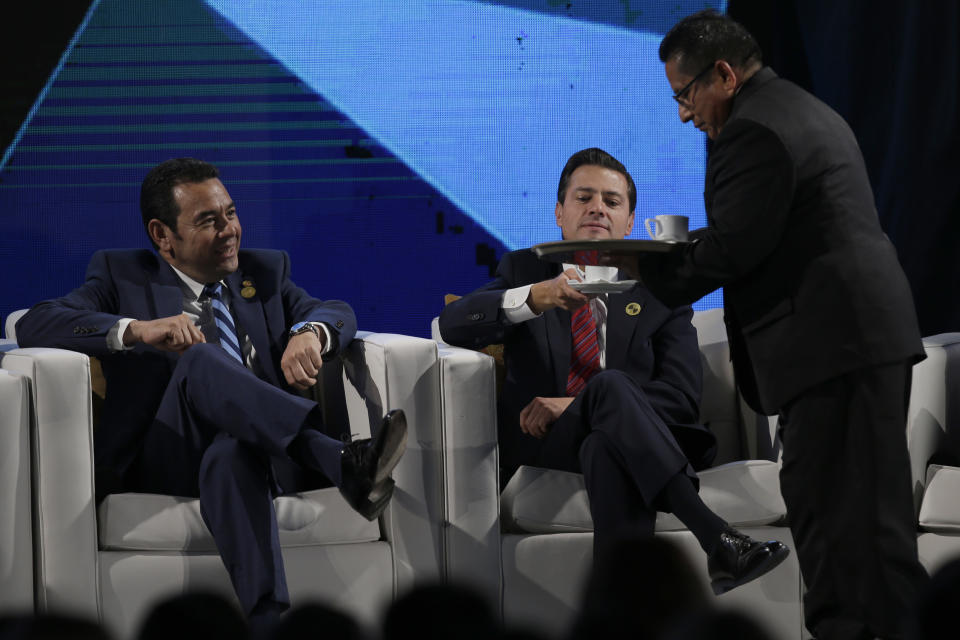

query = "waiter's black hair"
(659, 9), (762, 76)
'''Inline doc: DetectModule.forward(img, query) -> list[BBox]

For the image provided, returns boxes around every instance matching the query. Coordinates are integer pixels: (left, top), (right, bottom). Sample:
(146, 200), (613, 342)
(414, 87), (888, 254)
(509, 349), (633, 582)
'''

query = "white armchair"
(0, 339), (33, 614)
(1, 321), (445, 639)
(907, 333), (960, 574)
(431, 308), (804, 639)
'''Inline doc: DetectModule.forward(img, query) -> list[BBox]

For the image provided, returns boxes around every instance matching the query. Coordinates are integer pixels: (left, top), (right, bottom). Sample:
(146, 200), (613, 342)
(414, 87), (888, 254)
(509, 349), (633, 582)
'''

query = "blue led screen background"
(0, 0), (724, 337)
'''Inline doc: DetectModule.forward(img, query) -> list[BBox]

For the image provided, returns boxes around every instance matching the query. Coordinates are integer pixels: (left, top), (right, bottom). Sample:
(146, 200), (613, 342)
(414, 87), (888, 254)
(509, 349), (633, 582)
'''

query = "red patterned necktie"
(566, 251), (601, 396)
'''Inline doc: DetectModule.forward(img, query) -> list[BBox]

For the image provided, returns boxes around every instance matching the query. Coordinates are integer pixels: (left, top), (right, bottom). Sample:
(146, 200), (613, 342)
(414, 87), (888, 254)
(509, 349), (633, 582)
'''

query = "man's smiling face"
(158, 178), (242, 283)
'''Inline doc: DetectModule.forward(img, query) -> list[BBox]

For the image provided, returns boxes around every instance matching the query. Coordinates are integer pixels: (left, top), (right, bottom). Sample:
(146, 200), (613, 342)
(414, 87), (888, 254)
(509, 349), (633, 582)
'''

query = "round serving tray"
(531, 238), (687, 263)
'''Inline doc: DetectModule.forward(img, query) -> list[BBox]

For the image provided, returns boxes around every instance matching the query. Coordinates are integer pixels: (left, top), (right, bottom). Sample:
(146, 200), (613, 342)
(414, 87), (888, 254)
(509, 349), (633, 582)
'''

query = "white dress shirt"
(501, 264), (618, 369)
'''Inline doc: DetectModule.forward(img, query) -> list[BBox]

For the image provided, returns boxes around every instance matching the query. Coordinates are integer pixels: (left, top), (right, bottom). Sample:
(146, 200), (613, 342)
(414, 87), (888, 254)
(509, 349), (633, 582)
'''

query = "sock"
(287, 429), (343, 486)
(660, 472), (729, 554)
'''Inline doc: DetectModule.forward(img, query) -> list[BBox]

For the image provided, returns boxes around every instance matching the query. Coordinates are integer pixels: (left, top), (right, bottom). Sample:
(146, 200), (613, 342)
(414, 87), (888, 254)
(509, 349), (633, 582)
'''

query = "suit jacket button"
(336, 320), (344, 329)
(469, 312), (485, 321)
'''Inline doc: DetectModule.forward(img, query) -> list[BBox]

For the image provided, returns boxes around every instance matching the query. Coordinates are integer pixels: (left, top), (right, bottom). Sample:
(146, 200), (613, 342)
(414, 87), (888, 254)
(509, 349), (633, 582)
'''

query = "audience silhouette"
(382, 582), (500, 640)
(569, 535), (709, 639)
(0, 613), (111, 640)
(136, 592), (247, 640)
(271, 602), (366, 640)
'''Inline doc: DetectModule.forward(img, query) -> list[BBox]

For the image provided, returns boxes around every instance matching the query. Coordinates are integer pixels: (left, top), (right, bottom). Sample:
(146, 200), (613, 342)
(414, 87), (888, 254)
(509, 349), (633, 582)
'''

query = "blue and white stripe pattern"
(202, 283), (243, 364)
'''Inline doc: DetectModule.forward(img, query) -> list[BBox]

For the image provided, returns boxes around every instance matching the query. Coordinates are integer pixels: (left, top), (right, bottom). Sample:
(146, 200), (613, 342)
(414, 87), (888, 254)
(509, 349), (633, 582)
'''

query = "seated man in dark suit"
(439, 148), (787, 594)
(16, 158), (407, 628)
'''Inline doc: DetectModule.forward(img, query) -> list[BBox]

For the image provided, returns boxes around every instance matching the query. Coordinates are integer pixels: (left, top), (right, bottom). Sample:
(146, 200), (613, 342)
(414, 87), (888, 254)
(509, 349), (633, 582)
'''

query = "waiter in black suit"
(440, 148), (788, 596)
(614, 11), (927, 640)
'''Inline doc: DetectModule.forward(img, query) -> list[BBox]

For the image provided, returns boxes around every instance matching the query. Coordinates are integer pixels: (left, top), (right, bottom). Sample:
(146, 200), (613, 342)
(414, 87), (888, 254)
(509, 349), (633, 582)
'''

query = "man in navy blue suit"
(439, 148), (787, 595)
(16, 158), (407, 627)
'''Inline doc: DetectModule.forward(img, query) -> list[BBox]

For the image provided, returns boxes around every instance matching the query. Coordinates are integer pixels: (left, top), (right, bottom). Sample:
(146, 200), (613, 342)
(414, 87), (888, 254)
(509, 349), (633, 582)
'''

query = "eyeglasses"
(672, 62), (716, 109)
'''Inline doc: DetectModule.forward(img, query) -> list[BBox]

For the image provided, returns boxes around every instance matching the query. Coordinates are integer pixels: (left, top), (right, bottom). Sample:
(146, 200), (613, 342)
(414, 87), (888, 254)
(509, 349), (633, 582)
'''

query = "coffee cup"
(644, 215), (688, 242)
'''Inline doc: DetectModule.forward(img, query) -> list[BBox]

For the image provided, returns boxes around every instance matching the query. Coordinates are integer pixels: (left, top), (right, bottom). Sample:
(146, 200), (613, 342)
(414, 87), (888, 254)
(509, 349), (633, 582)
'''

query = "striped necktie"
(566, 303), (600, 396)
(565, 251), (601, 396)
(202, 283), (243, 364)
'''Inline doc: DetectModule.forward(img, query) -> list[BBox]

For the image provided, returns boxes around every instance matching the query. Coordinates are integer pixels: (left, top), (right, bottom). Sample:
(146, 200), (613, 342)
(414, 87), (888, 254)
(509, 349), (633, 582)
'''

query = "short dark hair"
(659, 9), (762, 76)
(557, 148), (637, 213)
(140, 158), (220, 248)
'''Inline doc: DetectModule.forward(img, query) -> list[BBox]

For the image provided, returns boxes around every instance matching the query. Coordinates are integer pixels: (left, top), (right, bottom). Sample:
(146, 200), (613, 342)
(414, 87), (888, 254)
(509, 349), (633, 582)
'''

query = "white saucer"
(567, 280), (637, 294)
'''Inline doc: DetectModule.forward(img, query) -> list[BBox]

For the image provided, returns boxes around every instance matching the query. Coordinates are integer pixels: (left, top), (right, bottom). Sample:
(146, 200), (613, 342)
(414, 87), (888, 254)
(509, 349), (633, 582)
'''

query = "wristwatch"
(289, 321), (321, 340)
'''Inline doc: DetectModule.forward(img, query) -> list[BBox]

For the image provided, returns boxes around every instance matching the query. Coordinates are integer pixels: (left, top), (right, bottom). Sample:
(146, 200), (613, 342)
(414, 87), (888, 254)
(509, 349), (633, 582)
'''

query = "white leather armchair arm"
(342, 331), (445, 588)
(0, 362), (34, 613)
(434, 343), (500, 607)
(429, 316), (501, 603)
(1, 347), (98, 617)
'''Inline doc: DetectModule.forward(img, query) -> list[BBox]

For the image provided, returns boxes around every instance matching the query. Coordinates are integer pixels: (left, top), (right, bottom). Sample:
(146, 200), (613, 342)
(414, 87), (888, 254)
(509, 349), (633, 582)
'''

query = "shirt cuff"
(108, 318), (136, 351)
(312, 322), (335, 355)
(502, 285), (540, 324)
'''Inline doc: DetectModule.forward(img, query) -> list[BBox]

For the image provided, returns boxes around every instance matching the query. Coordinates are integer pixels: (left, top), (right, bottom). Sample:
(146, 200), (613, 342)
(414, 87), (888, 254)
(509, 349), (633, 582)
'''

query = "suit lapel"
(605, 280), (648, 372)
(151, 260), (187, 320)
(146, 261), (188, 369)
(226, 269), (279, 386)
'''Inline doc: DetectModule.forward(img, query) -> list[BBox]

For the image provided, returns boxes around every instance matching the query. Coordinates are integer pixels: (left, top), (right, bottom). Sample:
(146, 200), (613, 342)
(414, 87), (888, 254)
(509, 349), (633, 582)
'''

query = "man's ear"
(716, 60), (739, 93)
(148, 219), (173, 253)
(624, 210), (636, 238)
(555, 201), (563, 228)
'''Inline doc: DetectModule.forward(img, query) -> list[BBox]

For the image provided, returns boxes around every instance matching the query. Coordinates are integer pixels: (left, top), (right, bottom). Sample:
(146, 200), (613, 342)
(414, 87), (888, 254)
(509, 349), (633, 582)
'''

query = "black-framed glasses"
(672, 62), (716, 108)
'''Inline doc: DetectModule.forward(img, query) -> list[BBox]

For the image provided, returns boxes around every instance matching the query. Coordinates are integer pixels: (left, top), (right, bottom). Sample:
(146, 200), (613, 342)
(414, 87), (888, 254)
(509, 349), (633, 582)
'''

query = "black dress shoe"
(339, 409), (408, 521)
(707, 530), (790, 595)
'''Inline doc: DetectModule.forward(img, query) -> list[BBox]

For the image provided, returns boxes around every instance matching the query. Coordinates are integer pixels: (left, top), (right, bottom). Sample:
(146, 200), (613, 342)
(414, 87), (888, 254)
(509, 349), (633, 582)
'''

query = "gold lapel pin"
(625, 302), (641, 316)
(242, 280), (253, 287)
(241, 286), (256, 299)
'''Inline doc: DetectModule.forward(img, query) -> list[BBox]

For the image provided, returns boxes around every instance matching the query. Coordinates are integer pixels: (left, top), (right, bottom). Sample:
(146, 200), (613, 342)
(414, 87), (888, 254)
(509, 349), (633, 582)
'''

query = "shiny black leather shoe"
(339, 409), (408, 521)
(707, 530), (790, 595)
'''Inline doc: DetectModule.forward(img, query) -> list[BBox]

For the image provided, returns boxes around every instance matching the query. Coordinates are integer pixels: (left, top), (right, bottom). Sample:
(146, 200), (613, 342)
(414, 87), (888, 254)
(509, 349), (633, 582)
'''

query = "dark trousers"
(534, 370), (701, 551)
(130, 344), (330, 615)
(778, 360), (928, 640)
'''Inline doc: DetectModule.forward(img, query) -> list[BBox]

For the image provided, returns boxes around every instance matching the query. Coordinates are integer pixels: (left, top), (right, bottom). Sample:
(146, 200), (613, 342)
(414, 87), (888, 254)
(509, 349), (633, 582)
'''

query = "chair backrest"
(4, 309), (27, 341)
(692, 309), (742, 464)
(692, 308), (779, 464)
(907, 333), (960, 512)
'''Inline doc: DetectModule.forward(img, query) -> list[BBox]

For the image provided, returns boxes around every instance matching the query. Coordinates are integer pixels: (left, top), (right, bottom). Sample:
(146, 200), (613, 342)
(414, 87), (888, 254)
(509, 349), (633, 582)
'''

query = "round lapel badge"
(625, 302), (641, 316)
(240, 286), (256, 299)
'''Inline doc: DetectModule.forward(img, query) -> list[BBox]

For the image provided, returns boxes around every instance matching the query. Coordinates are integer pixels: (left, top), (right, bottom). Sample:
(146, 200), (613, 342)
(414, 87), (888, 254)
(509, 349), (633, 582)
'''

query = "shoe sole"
(357, 479), (395, 521)
(372, 409), (408, 487)
(711, 545), (790, 595)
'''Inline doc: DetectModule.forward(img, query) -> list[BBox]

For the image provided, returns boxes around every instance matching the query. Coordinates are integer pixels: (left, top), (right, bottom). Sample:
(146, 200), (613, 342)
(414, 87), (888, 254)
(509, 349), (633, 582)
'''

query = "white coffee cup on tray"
(644, 214), (688, 242)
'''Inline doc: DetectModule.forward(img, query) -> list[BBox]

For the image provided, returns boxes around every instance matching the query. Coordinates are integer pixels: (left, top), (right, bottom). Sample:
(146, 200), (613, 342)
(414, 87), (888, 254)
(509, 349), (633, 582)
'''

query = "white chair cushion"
(501, 461), (786, 534)
(98, 487), (381, 552)
(918, 465), (960, 533)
